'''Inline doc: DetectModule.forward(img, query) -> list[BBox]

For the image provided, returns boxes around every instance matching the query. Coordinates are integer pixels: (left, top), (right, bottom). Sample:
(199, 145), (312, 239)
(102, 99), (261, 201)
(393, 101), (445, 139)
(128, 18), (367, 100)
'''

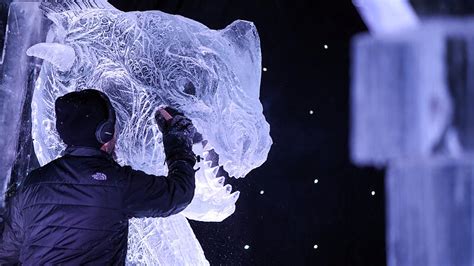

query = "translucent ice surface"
(386, 156), (474, 266)
(27, 0), (272, 264)
(0, 2), (48, 208)
(351, 19), (474, 167)
(352, 0), (419, 35)
(351, 18), (474, 266)
(351, 23), (451, 166)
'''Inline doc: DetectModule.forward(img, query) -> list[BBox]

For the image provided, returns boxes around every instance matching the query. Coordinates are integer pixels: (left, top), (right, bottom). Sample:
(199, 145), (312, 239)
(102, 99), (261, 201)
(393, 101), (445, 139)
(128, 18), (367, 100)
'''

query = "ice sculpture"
(386, 156), (474, 266)
(351, 6), (474, 265)
(350, 19), (474, 166)
(352, 0), (419, 35)
(26, 0), (272, 264)
(0, 2), (47, 209)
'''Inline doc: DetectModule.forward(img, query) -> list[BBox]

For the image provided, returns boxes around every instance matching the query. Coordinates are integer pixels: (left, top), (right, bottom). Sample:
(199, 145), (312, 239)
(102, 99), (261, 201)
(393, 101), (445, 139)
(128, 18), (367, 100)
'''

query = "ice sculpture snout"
(214, 112), (272, 179)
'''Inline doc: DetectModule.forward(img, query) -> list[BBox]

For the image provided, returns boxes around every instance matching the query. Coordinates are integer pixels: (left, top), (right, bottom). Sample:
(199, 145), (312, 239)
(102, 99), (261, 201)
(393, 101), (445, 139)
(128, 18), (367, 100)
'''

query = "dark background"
(107, 1), (386, 265)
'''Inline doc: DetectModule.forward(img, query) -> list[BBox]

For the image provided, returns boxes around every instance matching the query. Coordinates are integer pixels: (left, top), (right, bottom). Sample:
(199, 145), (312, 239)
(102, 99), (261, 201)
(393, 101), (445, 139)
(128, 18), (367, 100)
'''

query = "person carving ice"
(0, 89), (198, 264)
(7, 0), (273, 263)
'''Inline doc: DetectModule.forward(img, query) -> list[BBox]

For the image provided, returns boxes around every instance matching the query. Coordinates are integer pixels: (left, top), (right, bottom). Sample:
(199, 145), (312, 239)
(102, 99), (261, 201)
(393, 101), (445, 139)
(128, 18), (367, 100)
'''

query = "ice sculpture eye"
(183, 81), (196, 96)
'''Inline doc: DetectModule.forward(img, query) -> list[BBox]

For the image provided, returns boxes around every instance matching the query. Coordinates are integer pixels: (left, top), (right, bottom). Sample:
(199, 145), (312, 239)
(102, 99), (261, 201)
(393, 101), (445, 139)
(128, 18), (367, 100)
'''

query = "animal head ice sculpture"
(27, 0), (272, 222)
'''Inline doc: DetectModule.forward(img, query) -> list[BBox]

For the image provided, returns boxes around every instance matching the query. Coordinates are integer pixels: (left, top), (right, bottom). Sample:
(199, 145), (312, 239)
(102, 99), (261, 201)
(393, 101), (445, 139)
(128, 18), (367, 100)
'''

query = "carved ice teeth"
(203, 165), (219, 177)
(211, 166), (219, 176)
(202, 142), (214, 151)
(224, 184), (232, 193)
(214, 176), (225, 186)
(203, 167), (214, 177)
(230, 191), (240, 200)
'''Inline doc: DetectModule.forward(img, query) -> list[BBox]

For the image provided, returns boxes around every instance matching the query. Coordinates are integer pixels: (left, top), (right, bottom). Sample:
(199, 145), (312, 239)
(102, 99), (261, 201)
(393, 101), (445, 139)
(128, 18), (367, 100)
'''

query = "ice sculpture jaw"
(183, 143), (241, 222)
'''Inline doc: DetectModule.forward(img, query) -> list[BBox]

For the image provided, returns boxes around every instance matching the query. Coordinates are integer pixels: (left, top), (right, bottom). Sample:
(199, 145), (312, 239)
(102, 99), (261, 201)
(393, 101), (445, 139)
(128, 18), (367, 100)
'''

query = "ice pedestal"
(352, 0), (419, 35)
(386, 157), (474, 266)
(0, 2), (46, 208)
(351, 19), (474, 166)
(350, 18), (474, 266)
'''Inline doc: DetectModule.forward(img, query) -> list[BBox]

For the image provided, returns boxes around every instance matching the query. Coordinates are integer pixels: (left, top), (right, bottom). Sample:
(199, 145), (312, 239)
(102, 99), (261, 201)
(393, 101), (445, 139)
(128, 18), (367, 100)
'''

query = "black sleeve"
(0, 189), (24, 264)
(122, 159), (196, 218)
(122, 127), (197, 218)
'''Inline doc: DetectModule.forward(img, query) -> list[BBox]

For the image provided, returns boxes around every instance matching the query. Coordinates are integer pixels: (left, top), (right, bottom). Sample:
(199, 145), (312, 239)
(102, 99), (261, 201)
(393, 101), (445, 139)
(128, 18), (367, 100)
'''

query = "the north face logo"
(92, 172), (107, 181)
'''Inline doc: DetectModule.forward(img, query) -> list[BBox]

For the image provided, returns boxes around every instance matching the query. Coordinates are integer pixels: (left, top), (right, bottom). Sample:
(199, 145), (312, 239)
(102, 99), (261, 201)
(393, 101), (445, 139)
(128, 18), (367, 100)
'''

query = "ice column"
(351, 15), (474, 266)
(0, 2), (45, 209)
(386, 157), (474, 266)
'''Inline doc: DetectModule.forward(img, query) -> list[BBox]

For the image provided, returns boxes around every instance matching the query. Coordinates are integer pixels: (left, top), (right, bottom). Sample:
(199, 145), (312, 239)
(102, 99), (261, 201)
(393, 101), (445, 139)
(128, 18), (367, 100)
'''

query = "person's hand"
(155, 107), (174, 133)
(155, 106), (190, 134)
(155, 106), (197, 144)
(155, 106), (202, 143)
(155, 106), (198, 165)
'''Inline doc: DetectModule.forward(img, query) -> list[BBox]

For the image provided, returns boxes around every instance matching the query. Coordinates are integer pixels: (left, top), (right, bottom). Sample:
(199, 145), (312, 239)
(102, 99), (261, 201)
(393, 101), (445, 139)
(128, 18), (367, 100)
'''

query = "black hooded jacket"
(0, 141), (196, 265)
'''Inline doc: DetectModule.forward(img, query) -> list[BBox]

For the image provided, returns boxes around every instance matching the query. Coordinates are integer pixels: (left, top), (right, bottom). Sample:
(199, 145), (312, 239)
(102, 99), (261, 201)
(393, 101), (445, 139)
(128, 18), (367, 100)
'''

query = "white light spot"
(314, 179), (319, 184)
(260, 190), (265, 195)
(309, 110), (314, 115)
(324, 44), (328, 49)
(263, 67), (268, 72)
(371, 191), (375, 196)
(313, 244), (318, 249)
(244, 245), (250, 250)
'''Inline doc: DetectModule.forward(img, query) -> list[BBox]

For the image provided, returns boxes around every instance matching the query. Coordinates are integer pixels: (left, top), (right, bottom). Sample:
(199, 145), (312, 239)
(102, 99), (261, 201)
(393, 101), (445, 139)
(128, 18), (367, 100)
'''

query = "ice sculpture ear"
(26, 43), (76, 72)
(221, 20), (262, 100)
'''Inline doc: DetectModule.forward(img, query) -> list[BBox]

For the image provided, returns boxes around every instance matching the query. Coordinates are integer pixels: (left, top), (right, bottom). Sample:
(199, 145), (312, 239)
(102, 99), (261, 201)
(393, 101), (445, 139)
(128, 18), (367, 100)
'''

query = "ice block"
(386, 156), (474, 266)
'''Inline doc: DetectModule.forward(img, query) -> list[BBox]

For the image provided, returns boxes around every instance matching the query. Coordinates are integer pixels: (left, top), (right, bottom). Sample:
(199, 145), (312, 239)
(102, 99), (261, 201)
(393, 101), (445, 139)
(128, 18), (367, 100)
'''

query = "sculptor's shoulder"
(21, 157), (62, 188)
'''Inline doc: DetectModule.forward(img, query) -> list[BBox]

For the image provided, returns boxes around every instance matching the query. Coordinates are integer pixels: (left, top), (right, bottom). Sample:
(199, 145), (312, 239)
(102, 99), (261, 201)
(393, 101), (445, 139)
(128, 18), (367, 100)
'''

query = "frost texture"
(28, 1), (272, 264)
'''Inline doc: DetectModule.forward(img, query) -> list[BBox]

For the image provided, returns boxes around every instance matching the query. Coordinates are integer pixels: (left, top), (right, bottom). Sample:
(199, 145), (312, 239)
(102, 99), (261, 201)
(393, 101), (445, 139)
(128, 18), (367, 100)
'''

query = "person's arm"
(123, 109), (197, 218)
(0, 188), (24, 264)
